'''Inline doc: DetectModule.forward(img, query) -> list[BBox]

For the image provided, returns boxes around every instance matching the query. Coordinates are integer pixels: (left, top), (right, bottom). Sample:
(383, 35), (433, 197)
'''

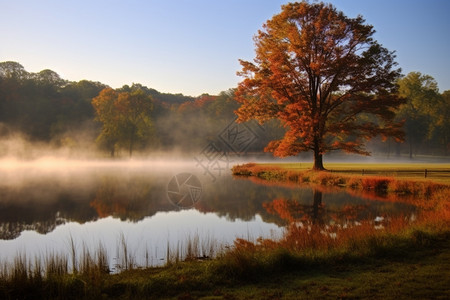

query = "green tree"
(397, 72), (441, 158)
(0, 61), (29, 80)
(33, 69), (66, 88)
(430, 90), (450, 155)
(116, 89), (154, 156)
(92, 88), (154, 157)
(235, 1), (404, 170)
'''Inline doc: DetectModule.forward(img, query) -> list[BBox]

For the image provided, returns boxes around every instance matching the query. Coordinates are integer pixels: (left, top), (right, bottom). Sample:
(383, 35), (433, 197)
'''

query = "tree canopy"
(396, 72), (450, 157)
(92, 88), (155, 157)
(397, 72), (441, 158)
(235, 1), (405, 169)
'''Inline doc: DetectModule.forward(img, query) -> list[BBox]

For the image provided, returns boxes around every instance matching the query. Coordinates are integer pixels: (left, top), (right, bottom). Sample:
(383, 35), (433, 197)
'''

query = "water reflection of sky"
(0, 210), (282, 268)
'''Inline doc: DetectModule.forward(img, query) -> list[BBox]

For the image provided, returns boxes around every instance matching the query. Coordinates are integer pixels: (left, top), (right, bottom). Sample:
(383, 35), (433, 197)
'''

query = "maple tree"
(235, 1), (404, 170)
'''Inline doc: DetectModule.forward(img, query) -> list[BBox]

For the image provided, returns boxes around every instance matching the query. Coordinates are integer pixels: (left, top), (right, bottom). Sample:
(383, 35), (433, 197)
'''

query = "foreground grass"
(2, 162), (450, 299)
(2, 227), (449, 299)
(104, 227), (450, 299)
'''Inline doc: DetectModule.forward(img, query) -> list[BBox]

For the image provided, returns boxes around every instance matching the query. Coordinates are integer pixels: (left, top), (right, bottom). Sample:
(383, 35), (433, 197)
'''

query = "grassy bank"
(243, 162), (450, 183)
(1, 226), (449, 299)
(232, 162), (450, 194)
(1, 163), (449, 299)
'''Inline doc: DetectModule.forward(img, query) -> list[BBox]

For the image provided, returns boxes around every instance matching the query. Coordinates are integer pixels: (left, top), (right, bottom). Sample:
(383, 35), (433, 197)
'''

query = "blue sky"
(1, 0), (449, 96)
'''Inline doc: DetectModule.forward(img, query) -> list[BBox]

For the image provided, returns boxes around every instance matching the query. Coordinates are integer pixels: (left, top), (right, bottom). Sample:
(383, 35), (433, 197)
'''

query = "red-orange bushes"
(314, 171), (345, 186)
(231, 163), (257, 176)
(232, 163), (449, 198)
(388, 180), (445, 197)
(360, 176), (392, 192)
(345, 176), (363, 189)
(232, 163), (289, 181)
(286, 170), (300, 183)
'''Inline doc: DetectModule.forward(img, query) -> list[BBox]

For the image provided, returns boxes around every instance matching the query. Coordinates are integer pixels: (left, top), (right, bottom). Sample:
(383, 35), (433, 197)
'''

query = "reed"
(163, 232), (219, 266)
(1, 220), (448, 298)
(117, 231), (135, 271)
(68, 234), (77, 274)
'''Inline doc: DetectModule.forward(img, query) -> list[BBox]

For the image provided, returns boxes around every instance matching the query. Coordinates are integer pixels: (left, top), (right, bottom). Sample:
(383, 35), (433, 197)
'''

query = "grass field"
(258, 162), (450, 183)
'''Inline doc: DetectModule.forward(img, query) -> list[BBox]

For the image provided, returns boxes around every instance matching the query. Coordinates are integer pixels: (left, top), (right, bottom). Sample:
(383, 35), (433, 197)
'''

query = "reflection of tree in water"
(311, 190), (323, 225)
(90, 176), (170, 221)
(263, 189), (374, 229)
(262, 189), (385, 250)
(263, 190), (327, 226)
(0, 188), (93, 240)
(0, 172), (171, 239)
(260, 186), (429, 252)
(0, 170), (418, 240)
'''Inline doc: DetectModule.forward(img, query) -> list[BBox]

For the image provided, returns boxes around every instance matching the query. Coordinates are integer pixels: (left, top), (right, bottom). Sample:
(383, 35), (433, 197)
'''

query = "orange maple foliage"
(235, 2), (404, 170)
(177, 94), (216, 112)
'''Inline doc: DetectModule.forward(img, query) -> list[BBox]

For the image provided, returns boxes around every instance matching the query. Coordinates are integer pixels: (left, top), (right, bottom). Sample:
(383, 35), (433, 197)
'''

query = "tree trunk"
(129, 127), (135, 158)
(129, 141), (133, 157)
(313, 150), (325, 170)
(409, 140), (413, 159)
(110, 144), (115, 157)
(312, 135), (325, 170)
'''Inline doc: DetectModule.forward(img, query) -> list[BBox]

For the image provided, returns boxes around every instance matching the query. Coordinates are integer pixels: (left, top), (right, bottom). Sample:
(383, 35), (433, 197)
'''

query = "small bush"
(361, 176), (392, 192)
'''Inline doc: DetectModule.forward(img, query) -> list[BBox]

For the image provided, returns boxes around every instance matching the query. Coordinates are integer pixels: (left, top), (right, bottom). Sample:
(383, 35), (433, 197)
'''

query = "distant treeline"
(0, 61), (448, 157)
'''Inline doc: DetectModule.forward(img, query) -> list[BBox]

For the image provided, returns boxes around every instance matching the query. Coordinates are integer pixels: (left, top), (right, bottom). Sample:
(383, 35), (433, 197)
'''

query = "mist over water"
(0, 146), (420, 269)
(0, 155), (283, 268)
(0, 131), (434, 270)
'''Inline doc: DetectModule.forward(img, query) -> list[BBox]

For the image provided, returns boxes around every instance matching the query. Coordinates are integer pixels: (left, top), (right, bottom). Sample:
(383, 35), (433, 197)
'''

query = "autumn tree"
(235, 1), (404, 170)
(92, 87), (154, 157)
(92, 88), (120, 156)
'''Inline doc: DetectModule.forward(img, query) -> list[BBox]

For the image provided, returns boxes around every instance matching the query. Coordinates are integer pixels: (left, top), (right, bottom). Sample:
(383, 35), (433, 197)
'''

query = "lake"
(0, 158), (417, 271)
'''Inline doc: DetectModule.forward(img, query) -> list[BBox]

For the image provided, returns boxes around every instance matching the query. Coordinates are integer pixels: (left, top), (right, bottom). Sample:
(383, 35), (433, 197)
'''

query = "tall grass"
(165, 232), (218, 265)
(0, 232), (221, 280)
(0, 232), (225, 299)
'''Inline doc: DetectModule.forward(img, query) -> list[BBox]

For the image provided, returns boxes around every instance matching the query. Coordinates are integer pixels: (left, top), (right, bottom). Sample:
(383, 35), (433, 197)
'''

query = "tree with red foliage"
(235, 1), (404, 170)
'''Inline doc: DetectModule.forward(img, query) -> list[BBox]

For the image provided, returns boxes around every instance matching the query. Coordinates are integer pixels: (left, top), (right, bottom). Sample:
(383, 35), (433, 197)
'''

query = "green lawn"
(213, 243), (450, 300)
(259, 162), (450, 184)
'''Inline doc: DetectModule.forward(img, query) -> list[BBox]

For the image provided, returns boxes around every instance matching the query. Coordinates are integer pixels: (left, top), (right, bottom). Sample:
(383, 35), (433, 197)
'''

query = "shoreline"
(232, 162), (450, 195)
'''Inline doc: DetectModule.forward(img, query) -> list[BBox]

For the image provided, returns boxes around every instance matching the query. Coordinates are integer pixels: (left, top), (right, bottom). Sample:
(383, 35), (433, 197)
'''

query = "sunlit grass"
(233, 162), (450, 188)
(258, 162), (450, 183)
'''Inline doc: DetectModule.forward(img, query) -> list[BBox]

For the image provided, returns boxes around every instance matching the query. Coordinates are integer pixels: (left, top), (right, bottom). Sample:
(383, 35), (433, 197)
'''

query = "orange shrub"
(361, 176), (392, 192)
(314, 171), (345, 186)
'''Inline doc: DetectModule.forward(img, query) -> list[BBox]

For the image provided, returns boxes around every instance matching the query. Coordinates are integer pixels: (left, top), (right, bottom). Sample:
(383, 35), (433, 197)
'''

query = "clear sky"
(1, 0), (449, 96)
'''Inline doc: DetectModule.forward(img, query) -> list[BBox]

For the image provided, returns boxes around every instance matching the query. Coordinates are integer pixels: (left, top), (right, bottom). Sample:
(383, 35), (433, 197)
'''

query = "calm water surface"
(0, 159), (417, 269)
